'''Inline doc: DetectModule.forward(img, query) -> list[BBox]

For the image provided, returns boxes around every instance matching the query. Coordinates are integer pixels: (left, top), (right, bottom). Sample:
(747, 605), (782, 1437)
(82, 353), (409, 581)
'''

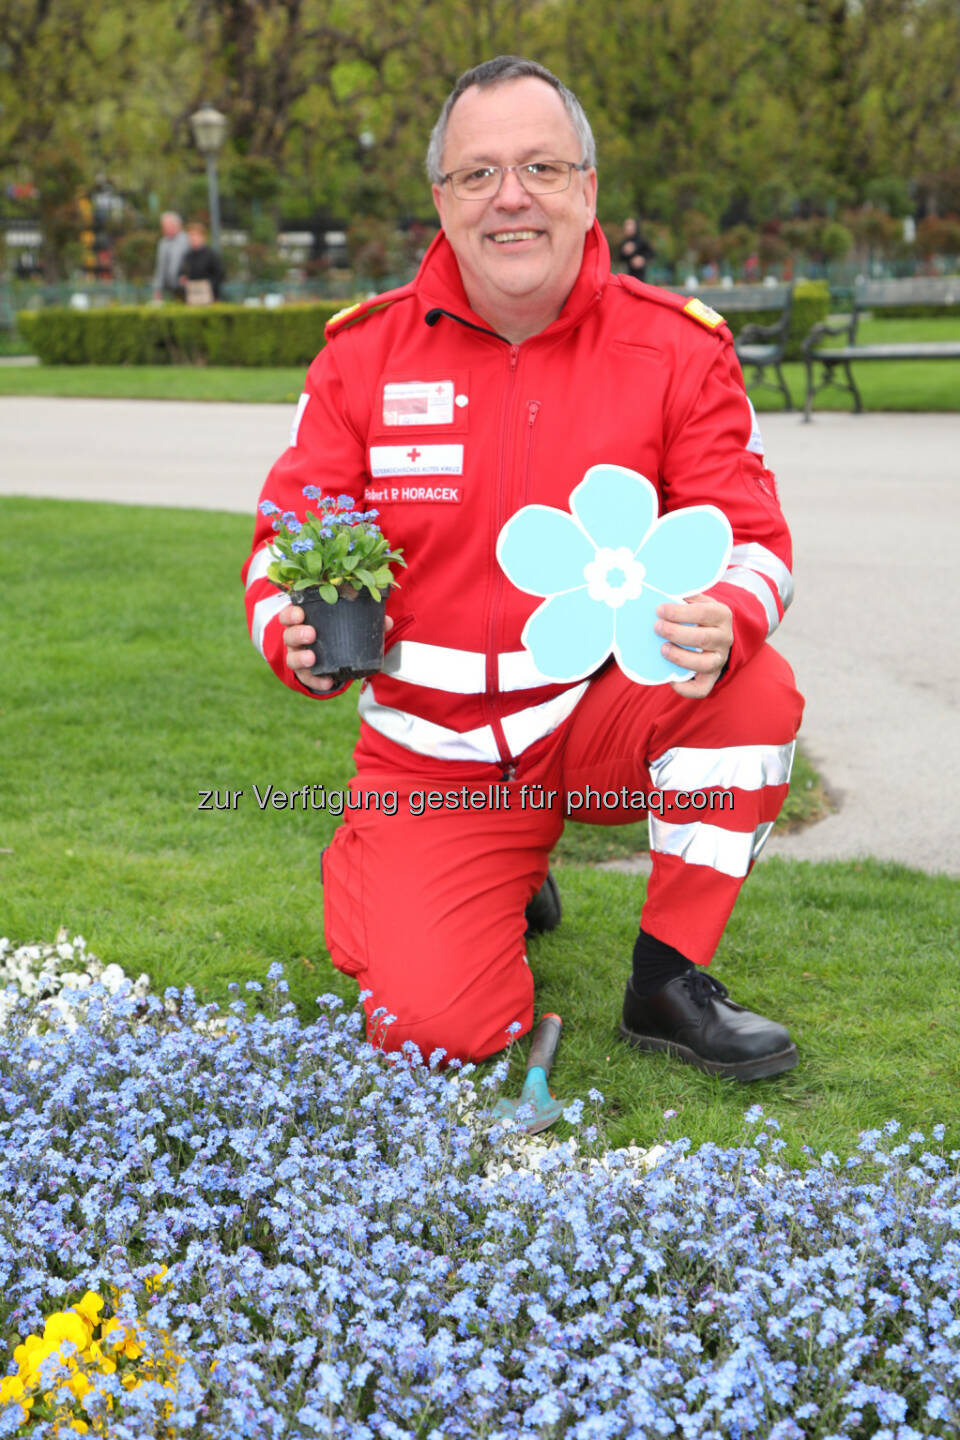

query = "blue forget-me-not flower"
(496, 464), (732, 685)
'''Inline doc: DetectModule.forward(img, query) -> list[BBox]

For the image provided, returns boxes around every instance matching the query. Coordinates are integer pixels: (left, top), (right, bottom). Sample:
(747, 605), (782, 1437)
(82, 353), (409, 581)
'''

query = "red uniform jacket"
(243, 223), (794, 767)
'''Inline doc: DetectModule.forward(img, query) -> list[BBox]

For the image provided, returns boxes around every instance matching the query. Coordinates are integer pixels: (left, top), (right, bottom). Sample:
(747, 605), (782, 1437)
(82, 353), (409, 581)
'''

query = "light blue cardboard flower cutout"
(496, 464), (733, 685)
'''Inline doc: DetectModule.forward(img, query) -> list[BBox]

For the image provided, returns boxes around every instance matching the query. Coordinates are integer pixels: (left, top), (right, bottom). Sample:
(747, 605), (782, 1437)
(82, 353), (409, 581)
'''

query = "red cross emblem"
(407, 447), (421, 462)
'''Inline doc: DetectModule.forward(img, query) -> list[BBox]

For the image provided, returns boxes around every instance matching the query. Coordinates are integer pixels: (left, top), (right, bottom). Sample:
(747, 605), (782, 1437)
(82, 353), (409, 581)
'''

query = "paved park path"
(3, 397), (958, 876)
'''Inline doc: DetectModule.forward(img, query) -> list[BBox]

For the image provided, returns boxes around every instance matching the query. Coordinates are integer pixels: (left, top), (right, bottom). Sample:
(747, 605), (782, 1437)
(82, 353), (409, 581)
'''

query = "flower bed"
(1, 940), (959, 1438)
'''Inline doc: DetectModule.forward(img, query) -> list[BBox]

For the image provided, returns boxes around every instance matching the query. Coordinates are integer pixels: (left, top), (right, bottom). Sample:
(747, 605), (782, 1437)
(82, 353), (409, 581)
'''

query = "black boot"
(620, 970), (797, 1081)
(524, 870), (562, 936)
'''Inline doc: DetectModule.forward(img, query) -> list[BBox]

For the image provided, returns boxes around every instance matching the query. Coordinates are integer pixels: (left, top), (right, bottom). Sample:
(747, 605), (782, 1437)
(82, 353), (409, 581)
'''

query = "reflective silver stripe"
(382, 641), (485, 694)
(648, 818), (756, 878)
(751, 820), (776, 862)
(498, 649), (564, 692)
(649, 741), (796, 793)
(251, 593), (288, 659)
(381, 642), (563, 695)
(358, 686), (499, 762)
(722, 566), (780, 636)
(246, 543), (280, 588)
(501, 683), (588, 753)
(358, 681), (588, 763)
(729, 543), (794, 610)
(289, 392), (309, 447)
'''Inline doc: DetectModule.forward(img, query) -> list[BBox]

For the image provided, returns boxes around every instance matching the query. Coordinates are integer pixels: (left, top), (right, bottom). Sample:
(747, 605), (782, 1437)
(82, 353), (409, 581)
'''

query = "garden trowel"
(492, 1013), (566, 1135)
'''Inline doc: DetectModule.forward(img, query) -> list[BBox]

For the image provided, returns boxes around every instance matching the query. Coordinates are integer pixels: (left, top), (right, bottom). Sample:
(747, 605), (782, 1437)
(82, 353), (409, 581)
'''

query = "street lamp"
(189, 103), (227, 250)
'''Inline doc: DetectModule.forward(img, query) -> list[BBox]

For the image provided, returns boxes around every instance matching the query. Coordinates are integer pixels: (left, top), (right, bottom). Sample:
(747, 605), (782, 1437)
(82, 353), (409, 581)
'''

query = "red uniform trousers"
(322, 644), (803, 1063)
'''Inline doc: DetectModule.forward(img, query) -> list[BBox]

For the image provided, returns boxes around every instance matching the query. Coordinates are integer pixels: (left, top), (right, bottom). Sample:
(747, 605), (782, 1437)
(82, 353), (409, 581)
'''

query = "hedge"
(16, 301), (349, 367)
(17, 284), (832, 367)
(717, 281), (830, 362)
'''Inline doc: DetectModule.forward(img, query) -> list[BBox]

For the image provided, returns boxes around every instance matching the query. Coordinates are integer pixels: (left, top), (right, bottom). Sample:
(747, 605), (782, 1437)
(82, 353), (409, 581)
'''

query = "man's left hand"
(655, 594), (733, 699)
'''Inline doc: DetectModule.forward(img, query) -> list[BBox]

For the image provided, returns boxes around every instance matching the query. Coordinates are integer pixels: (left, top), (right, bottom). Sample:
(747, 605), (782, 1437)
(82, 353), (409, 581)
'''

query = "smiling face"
(431, 77), (597, 340)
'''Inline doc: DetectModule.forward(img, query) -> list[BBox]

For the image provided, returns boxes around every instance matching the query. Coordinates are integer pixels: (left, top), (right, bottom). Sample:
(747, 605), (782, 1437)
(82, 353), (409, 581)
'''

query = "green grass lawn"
(751, 314), (960, 412)
(1, 497), (957, 1166)
(1, 315), (959, 410)
(0, 364), (306, 403)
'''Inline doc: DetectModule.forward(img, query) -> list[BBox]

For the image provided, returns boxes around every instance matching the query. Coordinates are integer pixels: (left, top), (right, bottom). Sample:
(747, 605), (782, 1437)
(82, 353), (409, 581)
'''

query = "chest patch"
(369, 443), (463, 477)
(383, 380), (455, 426)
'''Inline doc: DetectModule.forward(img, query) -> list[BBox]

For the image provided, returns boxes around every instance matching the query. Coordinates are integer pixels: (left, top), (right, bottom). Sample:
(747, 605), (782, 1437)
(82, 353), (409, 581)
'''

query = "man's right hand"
(280, 603), (393, 692)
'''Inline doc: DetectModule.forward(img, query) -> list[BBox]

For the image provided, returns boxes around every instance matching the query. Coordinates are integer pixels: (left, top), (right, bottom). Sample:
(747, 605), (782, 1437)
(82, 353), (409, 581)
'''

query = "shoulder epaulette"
(613, 274), (732, 338)
(324, 282), (416, 340)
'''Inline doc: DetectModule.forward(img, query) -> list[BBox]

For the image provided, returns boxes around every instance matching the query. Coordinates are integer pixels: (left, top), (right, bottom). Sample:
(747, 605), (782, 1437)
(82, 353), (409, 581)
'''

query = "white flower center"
(583, 547), (647, 610)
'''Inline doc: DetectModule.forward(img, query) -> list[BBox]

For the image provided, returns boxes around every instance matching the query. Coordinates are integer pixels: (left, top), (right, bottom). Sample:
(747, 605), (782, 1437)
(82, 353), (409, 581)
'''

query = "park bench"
(803, 275), (960, 420)
(668, 282), (795, 410)
(724, 283), (795, 411)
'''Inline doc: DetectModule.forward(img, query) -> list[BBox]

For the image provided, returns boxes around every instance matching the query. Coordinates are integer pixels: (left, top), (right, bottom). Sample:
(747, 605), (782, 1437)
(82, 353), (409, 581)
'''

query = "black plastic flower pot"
(291, 585), (387, 686)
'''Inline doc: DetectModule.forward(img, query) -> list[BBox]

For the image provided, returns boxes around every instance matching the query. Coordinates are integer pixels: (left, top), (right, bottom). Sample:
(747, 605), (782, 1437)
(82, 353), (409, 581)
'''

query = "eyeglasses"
(440, 160), (589, 201)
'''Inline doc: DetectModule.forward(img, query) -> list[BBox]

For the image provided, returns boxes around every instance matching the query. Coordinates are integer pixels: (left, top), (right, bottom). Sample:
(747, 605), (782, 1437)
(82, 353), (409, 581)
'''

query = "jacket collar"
(415, 220), (610, 340)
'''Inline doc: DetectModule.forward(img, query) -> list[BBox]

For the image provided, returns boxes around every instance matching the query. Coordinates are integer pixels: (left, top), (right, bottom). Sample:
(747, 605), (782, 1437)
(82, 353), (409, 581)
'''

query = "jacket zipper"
(422, 310), (541, 773)
(485, 345), (521, 767)
(522, 401), (540, 508)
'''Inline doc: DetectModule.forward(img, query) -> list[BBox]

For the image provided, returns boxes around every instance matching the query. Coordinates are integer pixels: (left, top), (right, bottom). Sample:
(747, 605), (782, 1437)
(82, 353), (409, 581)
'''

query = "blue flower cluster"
(1, 976), (959, 1438)
(299, 489), (381, 533)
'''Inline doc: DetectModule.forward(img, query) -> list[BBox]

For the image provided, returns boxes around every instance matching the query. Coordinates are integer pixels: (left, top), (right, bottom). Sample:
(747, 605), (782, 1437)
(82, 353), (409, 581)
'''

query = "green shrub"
(17, 301), (351, 367)
(720, 280), (830, 361)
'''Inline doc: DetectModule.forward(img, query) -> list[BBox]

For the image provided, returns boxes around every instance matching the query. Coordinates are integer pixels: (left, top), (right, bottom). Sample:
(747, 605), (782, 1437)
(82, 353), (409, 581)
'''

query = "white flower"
(99, 964), (127, 995)
(59, 971), (92, 989)
(582, 547), (647, 609)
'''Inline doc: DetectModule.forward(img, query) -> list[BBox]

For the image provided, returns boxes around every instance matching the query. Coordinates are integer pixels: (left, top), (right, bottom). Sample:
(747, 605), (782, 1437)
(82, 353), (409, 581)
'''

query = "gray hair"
(426, 56), (597, 185)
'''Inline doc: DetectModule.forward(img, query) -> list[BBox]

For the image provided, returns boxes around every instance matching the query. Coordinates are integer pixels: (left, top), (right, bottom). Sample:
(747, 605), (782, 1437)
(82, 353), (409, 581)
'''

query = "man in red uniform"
(243, 57), (804, 1079)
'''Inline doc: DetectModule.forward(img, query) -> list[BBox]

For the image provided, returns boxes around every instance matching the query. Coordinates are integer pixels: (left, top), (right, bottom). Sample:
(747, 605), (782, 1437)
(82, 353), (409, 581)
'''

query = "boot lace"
(682, 970), (729, 1006)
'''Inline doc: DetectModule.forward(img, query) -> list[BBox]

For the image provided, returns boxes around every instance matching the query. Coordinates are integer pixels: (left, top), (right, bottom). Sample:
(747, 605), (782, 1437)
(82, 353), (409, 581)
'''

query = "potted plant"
(259, 489), (405, 685)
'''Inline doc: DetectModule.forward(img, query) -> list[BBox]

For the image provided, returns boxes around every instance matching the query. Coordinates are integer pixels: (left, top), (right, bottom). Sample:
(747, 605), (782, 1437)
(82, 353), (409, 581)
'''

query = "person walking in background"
(178, 220), (225, 304)
(619, 215), (654, 279)
(151, 211), (190, 301)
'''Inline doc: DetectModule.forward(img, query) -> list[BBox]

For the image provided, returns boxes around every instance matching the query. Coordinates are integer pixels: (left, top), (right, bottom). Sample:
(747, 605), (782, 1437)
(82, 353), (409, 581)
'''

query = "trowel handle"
(526, 1013), (563, 1080)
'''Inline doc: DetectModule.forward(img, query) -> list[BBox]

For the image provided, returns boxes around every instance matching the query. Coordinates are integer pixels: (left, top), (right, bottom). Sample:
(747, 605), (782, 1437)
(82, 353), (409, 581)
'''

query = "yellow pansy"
(13, 1332), (44, 1367)
(66, 1369), (92, 1401)
(72, 1293), (105, 1331)
(100, 1317), (143, 1360)
(43, 1312), (89, 1354)
(21, 1335), (60, 1379)
(144, 1267), (169, 1293)
(85, 1340), (116, 1375)
(0, 1371), (33, 1416)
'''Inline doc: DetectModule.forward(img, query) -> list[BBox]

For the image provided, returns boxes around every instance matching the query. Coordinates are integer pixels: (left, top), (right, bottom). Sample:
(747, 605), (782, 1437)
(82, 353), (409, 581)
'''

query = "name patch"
(369, 443), (464, 477)
(366, 483), (463, 504)
(383, 380), (454, 426)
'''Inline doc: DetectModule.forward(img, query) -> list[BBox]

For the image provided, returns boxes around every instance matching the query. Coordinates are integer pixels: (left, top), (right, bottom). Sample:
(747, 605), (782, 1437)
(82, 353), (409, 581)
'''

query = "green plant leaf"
(319, 584), (339, 604)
